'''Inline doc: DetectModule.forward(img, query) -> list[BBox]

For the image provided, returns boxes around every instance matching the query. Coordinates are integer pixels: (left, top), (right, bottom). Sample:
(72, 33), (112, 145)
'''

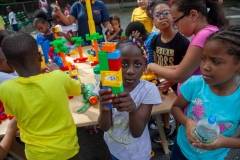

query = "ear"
(189, 9), (199, 22)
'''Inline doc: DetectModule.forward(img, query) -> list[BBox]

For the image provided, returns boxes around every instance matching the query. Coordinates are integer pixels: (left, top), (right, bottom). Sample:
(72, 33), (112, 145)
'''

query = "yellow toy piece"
(101, 69), (123, 87)
(85, 0), (96, 34)
(70, 49), (77, 55)
(88, 54), (97, 62)
(53, 25), (61, 39)
(141, 72), (160, 86)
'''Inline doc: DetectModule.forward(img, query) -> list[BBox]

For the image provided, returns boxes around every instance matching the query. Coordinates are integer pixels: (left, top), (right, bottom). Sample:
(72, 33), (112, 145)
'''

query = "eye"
(122, 62), (127, 67)
(201, 56), (206, 61)
(135, 62), (141, 67)
(163, 11), (170, 16)
(212, 60), (220, 65)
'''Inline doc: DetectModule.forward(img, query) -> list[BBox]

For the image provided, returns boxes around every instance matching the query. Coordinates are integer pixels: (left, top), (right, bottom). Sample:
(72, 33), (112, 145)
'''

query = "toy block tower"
(71, 36), (88, 63)
(99, 43), (124, 108)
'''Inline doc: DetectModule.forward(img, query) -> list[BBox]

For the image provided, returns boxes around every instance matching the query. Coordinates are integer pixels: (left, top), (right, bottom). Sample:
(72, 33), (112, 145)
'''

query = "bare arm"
(129, 104), (152, 138)
(54, 1), (76, 25)
(106, 28), (120, 42)
(153, 51), (157, 63)
(98, 108), (112, 131)
(148, 46), (203, 83)
(0, 118), (17, 160)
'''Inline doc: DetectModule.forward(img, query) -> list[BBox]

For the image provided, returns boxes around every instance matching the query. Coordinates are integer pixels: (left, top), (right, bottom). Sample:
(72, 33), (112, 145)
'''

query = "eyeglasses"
(173, 12), (189, 25)
(152, 10), (171, 19)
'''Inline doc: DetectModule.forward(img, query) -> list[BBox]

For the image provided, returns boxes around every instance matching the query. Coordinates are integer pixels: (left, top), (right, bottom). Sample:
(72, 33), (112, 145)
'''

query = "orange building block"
(102, 43), (116, 52)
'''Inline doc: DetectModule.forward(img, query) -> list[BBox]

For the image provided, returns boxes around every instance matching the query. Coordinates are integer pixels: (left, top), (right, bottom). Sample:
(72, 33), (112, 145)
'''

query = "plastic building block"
(36, 35), (50, 64)
(71, 37), (88, 63)
(102, 43), (116, 52)
(53, 25), (62, 39)
(86, 33), (103, 41)
(108, 58), (121, 71)
(107, 49), (121, 59)
(98, 51), (109, 71)
(85, 0), (96, 34)
(111, 84), (124, 94)
(93, 64), (100, 74)
(101, 69), (123, 87)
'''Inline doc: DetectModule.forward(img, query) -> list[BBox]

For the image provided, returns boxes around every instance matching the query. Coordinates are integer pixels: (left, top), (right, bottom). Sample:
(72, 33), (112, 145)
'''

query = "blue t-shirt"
(178, 76), (240, 160)
(69, 1), (110, 43)
(144, 32), (158, 63)
(37, 33), (53, 42)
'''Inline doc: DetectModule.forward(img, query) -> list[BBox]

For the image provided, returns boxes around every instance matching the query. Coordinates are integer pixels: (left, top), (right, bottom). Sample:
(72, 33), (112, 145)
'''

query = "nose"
(202, 60), (211, 72)
(126, 65), (135, 75)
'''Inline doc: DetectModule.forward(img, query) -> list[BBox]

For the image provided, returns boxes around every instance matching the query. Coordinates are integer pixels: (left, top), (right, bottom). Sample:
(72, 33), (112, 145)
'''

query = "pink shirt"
(177, 25), (219, 95)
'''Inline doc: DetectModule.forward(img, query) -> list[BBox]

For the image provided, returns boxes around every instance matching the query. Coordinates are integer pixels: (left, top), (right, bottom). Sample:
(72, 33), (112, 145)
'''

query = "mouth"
(160, 21), (168, 25)
(202, 74), (212, 80)
(125, 78), (135, 83)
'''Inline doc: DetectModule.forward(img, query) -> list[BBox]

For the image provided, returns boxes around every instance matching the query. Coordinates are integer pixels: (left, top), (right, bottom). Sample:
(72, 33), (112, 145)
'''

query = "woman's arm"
(54, 1), (76, 25)
(148, 46), (203, 83)
(128, 104), (152, 138)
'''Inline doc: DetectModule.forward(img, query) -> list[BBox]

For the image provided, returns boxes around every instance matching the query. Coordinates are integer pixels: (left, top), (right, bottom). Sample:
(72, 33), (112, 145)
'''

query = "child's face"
(200, 40), (239, 86)
(152, 4), (172, 31)
(137, 0), (150, 10)
(0, 57), (14, 74)
(121, 44), (146, 90)
(111, 20), (120, 32)
(170, 4), (194, 37)
(35, 22), (49, 35)
(52, 13), (64, 25)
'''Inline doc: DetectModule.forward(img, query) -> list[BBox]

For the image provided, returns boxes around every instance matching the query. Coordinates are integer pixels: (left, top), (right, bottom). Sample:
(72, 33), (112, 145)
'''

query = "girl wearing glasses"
(149, 0), (190, 145)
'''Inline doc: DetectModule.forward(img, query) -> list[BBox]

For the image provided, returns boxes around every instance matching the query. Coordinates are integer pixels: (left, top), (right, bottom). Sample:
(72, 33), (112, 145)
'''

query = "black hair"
(33, 10), (48, 26)
(172, 0), (229, 28)
(0, 30), (11, 47)
(205, 25), (240, 62)
(110, 14), (121, 28)
(146, 0), (170, 19)
(1, 32), (38, 66)
(6, 6), (12, 10)
(125, 21), (147, 37)
(66, 1), (72, 6)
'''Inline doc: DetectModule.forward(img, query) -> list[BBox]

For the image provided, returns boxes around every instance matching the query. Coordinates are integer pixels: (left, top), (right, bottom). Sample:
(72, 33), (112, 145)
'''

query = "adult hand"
(98, 88), (114, 111)
(111, 92), (137, 113)
(192, 134), (226, 150)
(53, 1), (61, 14)
(106, 23), (113, 33)
(159, 80), (175, 93)
(56, 32), (65, 37)
(186, 118), (198, 144)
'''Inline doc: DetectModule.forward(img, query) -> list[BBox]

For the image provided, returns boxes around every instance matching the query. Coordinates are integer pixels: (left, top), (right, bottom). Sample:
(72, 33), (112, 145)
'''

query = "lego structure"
(36, 35), (50, 68)
(71, 37), (88, 63)
(99, 43), (124, 108)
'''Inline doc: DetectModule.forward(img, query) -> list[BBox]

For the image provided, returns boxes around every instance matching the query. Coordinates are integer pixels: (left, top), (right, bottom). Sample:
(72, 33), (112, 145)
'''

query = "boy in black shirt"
(150, 1), (189, 144)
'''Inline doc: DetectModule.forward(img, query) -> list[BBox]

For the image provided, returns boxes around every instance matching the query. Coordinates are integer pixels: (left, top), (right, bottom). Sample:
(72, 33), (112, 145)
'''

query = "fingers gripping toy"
(77, 83), (99, 114)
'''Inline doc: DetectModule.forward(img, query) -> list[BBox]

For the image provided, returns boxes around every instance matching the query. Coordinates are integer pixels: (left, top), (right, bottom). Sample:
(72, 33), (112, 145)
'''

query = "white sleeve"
(0, 72), (18, 84)
(142, 83), (162, 106)
(71, 23), (78, 32)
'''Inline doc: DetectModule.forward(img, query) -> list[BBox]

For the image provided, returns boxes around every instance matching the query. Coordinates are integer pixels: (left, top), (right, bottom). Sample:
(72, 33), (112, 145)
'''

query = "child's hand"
(192, 134), (226, 150)
(147, 63), (157, 74)
(131, 30), (141, 39)
(159, 80), (175, 93)
(98, 88), (114, 111)
(47, 62), (60, 71)
(112, 92), (137, 113)
(7, 118), (18, 132)
(56, 32), (65, 37)
(186, 118), (198, 144)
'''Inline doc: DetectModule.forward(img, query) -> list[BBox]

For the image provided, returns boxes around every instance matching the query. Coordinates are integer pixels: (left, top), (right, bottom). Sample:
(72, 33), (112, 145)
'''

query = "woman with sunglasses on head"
(148, 0), (189, 144)
(147, 0), (228, 95)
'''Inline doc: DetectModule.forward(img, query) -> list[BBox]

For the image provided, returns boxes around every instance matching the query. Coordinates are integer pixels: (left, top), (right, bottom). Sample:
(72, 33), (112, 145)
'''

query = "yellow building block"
(101, 69), (123, 87)
(88, 54), (97, 62)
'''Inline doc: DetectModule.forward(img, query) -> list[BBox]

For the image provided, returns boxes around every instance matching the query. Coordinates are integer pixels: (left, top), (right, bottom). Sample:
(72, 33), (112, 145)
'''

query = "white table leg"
(155, 115), (170, 154)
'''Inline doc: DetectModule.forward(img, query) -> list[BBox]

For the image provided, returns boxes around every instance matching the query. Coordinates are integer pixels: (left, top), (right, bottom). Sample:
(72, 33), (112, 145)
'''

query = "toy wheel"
(89, 96), (98, 105)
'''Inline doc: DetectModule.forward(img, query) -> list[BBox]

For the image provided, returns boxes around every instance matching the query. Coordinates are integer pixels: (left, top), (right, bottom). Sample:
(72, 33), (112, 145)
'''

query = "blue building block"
(108, 49), (121, 59)
(53, 56), (63, 67)
(102, 86), (113, 109)
(41, 40), (50, 63)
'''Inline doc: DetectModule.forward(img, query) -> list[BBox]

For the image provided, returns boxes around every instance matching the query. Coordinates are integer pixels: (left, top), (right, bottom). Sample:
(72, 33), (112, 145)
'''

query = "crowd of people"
(1, 0), (240, 160)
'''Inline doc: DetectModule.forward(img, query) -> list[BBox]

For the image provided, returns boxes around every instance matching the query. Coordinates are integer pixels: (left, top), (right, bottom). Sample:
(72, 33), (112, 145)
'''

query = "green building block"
(93, 64), (100, 74)
(111, 84), (124, 94)
(98, 51), (109, 71)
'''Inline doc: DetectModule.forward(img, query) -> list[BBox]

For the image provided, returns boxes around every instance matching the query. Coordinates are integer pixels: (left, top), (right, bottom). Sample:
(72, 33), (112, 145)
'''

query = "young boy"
(125, 21), (158, 63)
(0, 32), (81, 159)
(6, 6), (18, 32)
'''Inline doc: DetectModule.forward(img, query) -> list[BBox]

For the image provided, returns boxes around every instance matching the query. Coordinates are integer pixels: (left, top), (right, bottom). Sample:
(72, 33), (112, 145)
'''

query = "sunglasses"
(152, 10), (171, 19)
(173, 12), (189, 25)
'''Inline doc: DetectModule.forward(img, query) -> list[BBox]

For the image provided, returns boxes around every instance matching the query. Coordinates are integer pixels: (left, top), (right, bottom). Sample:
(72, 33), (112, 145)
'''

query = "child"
(0, 118), (18, 160)
(125, 21), (158, 63)
(131, 0), (153, 33)
(64, 1), (71, 16)
(6, 6), (18, 32)
(39, 0), (49, 14)
(0, 32), (81, 160)
(149, 0), (190, 144)
(105, 15), (124, 42)
(96, 37), (162, 160)
(33, 10), (53, 42)
(52, 11), (77, 49)
(147, 0), (228, 95)
(171, 25), (240, 160)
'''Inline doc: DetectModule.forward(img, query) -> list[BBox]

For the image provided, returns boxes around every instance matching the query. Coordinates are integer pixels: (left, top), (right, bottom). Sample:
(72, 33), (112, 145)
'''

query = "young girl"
(131, 0), (153, 33)
(33, 10), (53, 42)
(64, 1), (71, 16)
(105, 15), (124, 42)
(147, 0), (228, 95)
(149, 0), (190, 144)
(52, 11), (77, 49)
(171, 25), (240, 160)
(39, 0), (49, 14)
(95, 38), (162, 160)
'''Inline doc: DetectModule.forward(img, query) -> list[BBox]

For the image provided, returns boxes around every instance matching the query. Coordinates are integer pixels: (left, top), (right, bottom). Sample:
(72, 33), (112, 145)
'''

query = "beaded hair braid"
(129, 36), (149, 61)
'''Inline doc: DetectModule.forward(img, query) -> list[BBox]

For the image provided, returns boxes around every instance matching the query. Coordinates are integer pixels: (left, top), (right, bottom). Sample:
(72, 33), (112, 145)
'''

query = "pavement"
(17, 5), (240, 160)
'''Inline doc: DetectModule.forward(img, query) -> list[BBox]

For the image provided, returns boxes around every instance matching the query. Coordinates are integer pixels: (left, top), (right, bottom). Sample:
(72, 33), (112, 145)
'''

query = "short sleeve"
(71, 23), (78, 32)
(150, 35), (158, 52)
(131, 9), (136, 22)
(180, 76), (195, 102)
(100, 2), (110, 23)
(69, 2), (79, 19)
(142, 83), (162, 106)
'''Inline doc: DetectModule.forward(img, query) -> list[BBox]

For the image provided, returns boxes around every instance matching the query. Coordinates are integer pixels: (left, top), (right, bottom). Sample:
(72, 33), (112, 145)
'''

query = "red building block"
(108, 58), (121, 71)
